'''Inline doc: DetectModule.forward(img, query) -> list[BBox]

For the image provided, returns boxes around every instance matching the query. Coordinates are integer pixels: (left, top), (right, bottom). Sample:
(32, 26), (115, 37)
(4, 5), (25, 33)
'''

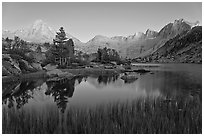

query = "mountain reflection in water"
(2, 68), (202, 114)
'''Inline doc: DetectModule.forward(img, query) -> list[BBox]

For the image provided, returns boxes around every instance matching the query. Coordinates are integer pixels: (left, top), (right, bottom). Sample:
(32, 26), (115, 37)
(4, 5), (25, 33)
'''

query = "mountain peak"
(173, 18), (186, 27)
(174, 18), (184, 23)
(145, 29), (158, 39)
(32, 19), (47, 28)
(145, 29), (156, 34)
(94, 35), (107, 38)
(173, 18), (199, 28)
(34, 19), (44, 24)
(93, 35), (109, 40)
(183, 20), (200, 28)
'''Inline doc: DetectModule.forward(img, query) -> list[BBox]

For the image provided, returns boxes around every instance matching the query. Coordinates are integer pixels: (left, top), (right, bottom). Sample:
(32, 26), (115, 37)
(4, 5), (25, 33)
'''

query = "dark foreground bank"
(2, 95), (201, 134)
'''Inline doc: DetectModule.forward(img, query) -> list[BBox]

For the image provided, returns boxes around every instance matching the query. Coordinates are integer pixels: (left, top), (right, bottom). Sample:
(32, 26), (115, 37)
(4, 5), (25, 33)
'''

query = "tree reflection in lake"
(2, 74), (121, 113)
(45, 78), (75, 113)
(3, 78), (77, 113)
(3, 80), (45, 109)
(3, 68), (201, 115)
(97, 74), (119, 84)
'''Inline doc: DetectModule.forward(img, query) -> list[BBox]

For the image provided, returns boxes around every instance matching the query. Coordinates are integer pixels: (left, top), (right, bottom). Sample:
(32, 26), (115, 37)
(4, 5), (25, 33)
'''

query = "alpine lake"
(2, 63), (202, 134)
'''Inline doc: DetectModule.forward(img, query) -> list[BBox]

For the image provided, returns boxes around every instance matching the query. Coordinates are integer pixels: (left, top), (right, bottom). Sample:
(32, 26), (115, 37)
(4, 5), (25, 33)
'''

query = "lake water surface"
(2, 64), (202, 114)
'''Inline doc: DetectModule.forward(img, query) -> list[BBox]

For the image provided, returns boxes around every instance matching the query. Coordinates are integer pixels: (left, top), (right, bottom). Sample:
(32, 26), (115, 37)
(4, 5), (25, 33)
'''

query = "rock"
(31, 63), (43, 70)
(3, 54), (21, 72)
(43, 64), (58, 71)
(19, 59), (36, 72)
(133, 69), (150, 73)
(2, 53), (44, 76)
(27, 52), (46, 63)
(121, 73), (138, 81)
(2, 57), (21, 76)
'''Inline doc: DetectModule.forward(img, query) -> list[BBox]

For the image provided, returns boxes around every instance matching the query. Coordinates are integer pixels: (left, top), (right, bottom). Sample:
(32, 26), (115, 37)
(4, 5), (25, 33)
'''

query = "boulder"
(31, 63), (43, 70)
(2, 53), (43, 76)
(3, 54), (21, 72)
(121, 73), (138, 81)
(26, 52), (46, 63)
(43, 64), (58, 71)
(133, 69), (150, 73)
(19, 59), (36, 72)
(2, 56), (22, 76)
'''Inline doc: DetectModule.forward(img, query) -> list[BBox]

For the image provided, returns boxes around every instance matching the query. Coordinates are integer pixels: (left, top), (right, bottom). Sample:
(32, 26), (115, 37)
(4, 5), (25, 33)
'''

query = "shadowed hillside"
(146, 26), (202, 63)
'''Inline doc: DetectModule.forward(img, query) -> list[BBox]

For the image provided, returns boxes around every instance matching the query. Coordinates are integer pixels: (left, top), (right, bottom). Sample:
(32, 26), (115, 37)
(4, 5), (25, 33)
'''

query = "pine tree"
(50, 27), (75, 67)
(54, 27), (68, 45)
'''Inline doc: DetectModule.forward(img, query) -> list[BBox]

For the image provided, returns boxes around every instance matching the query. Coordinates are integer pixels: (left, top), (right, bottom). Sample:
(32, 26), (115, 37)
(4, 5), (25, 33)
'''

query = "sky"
(2, 2), (202, 42)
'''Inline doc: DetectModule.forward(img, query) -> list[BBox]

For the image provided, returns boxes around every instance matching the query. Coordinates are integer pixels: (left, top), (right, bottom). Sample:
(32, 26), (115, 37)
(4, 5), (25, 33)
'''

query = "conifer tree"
(49, 27), (74, 67)
(54, 27), (68, 45)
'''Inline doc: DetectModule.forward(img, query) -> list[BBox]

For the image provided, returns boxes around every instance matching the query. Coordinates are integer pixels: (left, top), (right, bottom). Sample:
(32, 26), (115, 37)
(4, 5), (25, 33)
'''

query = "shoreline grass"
(2, 96), (201, 134)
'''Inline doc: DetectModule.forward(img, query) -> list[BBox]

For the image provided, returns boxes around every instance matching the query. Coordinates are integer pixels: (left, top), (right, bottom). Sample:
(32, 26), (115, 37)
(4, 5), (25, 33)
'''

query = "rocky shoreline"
(3, 62), (201, 83)
(2, 67), (124, 83)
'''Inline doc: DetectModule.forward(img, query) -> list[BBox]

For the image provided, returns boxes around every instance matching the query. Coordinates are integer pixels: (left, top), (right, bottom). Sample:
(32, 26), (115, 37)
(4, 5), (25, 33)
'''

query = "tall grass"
(2, 96), (201, 134)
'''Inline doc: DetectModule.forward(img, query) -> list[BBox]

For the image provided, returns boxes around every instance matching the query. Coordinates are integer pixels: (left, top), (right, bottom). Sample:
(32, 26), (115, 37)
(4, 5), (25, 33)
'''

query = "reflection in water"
(2, 78), (78, 113)
(2, 67), (202, 114)
(3, 80), (41, 109)
(2, 75), (121, 112)
(45, 78), (75, 113)
(97, 75), (119, 84)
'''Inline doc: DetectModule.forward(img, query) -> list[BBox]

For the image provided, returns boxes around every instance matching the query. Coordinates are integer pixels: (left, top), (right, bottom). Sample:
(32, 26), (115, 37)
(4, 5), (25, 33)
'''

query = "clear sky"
(2, 2), (202, 42)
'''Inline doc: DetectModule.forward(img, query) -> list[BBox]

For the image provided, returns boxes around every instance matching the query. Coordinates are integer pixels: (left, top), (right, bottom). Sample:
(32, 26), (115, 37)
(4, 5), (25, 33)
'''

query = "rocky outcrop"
(18, 60), (43, 72)
(2, 54), (21, 76)
(2, 61), (21, 76)
(43, 64), (58, 71)
(19, 59), (35, 72)
(2, 53), (43, 76)
(26, 52), (46, 63)
(31, 63), (43, 70)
